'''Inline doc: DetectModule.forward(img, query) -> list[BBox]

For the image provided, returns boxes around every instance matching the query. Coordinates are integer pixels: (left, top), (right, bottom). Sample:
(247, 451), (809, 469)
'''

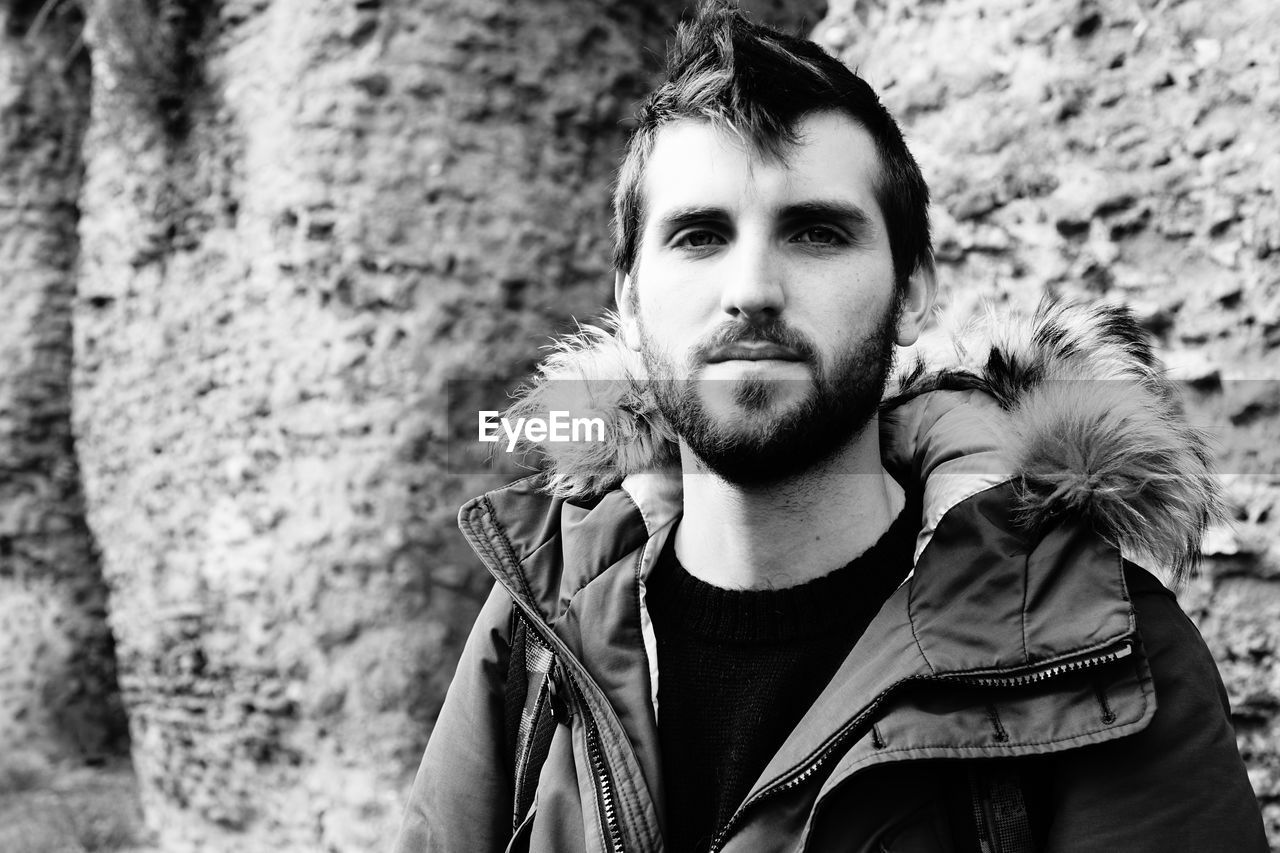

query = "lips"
(704, 342), (806, 363)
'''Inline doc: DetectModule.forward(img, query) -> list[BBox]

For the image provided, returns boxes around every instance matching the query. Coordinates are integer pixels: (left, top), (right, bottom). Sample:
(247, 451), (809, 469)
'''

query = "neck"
(675, 420), (905, 590)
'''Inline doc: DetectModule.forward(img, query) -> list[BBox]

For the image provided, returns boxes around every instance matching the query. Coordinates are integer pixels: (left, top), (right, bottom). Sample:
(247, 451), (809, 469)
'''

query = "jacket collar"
(458, 294), (1219, 738)
(493, 298), (1222, 590)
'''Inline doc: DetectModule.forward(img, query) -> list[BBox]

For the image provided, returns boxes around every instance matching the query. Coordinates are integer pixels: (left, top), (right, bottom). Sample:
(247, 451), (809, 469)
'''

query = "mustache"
(690, 322), (818, 365)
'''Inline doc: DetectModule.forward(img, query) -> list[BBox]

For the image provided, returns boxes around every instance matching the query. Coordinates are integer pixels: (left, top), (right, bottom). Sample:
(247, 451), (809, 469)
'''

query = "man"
(395, 2), (1268, 851)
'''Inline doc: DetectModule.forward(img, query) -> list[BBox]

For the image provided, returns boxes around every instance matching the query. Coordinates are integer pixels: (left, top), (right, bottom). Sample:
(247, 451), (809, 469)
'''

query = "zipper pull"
(547, 659), (573, 725)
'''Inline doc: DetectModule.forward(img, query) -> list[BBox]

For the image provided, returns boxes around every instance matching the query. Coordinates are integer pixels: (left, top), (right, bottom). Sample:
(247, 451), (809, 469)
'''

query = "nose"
(719, 236), (785, 324)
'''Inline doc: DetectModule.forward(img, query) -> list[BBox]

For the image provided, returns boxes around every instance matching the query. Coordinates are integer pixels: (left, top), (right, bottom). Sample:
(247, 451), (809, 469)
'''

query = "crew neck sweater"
(645, 505), (919, 853)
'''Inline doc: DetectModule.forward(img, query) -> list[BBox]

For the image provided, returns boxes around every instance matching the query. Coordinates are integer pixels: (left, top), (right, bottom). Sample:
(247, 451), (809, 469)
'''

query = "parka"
(394, 302), (1269, 852)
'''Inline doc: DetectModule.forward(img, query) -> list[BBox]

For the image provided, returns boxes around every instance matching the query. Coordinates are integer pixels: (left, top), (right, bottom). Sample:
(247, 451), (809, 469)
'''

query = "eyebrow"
(777, 200), (875, 233)
(653, 206), (732, 235)
(652, 200), (875, 235)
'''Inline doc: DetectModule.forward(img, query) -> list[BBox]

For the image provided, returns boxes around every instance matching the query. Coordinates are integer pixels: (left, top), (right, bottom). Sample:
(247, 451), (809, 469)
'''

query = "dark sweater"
(646, 507), (918, 853)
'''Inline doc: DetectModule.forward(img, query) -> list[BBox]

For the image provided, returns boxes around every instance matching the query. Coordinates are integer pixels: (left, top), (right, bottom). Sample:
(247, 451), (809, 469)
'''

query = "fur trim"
(893, 301), (1223, 585)
(505, 300), (1223, 584)
(504, 316), (679, 498)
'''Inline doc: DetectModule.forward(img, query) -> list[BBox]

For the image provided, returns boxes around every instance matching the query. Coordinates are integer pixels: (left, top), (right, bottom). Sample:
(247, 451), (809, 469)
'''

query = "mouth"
(704, 342), (806, 363)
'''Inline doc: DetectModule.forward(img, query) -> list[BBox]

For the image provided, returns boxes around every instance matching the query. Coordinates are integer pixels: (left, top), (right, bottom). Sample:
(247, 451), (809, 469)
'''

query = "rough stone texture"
(0, 0), (129, 770)
(0, 759), (148, 853)
(72, 1), (691, 850)
(817, 0), (1280, 845)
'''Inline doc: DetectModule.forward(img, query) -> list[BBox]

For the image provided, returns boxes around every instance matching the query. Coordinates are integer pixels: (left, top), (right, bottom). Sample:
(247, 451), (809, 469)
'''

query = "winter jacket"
(394, 302), (1269, 852)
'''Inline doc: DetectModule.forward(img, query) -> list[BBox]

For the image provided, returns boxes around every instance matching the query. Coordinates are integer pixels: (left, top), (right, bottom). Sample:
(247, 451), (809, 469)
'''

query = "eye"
(792, 226), (843, 245)
(673, 229), (725, 249)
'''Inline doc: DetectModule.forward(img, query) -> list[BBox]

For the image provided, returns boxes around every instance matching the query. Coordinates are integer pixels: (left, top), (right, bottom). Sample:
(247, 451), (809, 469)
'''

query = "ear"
(895, 257), (938, 347)
(614, 270), (642, 352)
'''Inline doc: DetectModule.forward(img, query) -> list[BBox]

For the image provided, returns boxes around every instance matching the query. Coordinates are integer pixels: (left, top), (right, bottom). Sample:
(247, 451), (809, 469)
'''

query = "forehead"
(640, 112), (884, 228)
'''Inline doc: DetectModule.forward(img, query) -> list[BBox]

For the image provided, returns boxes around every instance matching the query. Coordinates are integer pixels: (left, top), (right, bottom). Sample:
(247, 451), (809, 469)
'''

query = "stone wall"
(71, 0), (693, 849)
(816, 0), (1280, 843)
(0, 0), (127, 771)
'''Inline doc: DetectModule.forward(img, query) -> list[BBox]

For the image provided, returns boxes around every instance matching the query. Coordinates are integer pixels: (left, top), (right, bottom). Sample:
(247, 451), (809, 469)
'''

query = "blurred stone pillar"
(72, 0), (700, 849)
(0, 0), (128, 770)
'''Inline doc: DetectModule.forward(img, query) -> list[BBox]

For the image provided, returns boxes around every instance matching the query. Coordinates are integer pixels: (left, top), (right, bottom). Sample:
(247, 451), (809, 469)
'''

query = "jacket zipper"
(566, 670), (627, 853)
(512, 612), (628, 853)
(706, 641), (1132, 853)
(459, 509), (633, 853)
(707, 694), (891, 853)
(942, 642), (1132, 688)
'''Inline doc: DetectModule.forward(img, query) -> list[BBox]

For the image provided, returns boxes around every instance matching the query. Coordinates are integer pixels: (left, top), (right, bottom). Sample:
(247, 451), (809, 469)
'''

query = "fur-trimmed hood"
(503, 300), (1223, 584)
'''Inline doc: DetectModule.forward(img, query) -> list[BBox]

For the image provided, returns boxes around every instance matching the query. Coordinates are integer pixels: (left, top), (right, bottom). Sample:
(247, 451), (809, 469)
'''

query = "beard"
(637, 297), (902, 487)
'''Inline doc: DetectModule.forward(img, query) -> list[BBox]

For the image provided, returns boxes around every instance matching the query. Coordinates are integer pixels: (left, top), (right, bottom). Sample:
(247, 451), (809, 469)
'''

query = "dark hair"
(612, 0), (932, 288)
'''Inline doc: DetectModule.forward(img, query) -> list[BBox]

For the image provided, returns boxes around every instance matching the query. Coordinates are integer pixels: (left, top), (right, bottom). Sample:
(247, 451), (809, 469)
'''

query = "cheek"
(804, 284), (896, 354)
(635, 305), (686, 359)
(635, 280), (707, 336)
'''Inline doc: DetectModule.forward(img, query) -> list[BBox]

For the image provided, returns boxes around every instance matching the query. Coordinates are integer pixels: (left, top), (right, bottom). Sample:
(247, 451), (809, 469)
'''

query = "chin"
(696, 375), (812, 419)
(683, 393), (860, 486)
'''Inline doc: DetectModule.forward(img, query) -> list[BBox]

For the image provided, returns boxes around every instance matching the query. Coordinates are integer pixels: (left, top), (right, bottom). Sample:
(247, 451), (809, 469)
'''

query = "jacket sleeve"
(393, 581), (515, 853)
(1042, 563), (1269, 853)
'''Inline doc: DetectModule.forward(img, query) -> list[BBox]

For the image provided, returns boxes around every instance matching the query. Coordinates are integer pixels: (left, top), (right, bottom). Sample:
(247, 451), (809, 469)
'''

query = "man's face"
(617, 112), (929, 485)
